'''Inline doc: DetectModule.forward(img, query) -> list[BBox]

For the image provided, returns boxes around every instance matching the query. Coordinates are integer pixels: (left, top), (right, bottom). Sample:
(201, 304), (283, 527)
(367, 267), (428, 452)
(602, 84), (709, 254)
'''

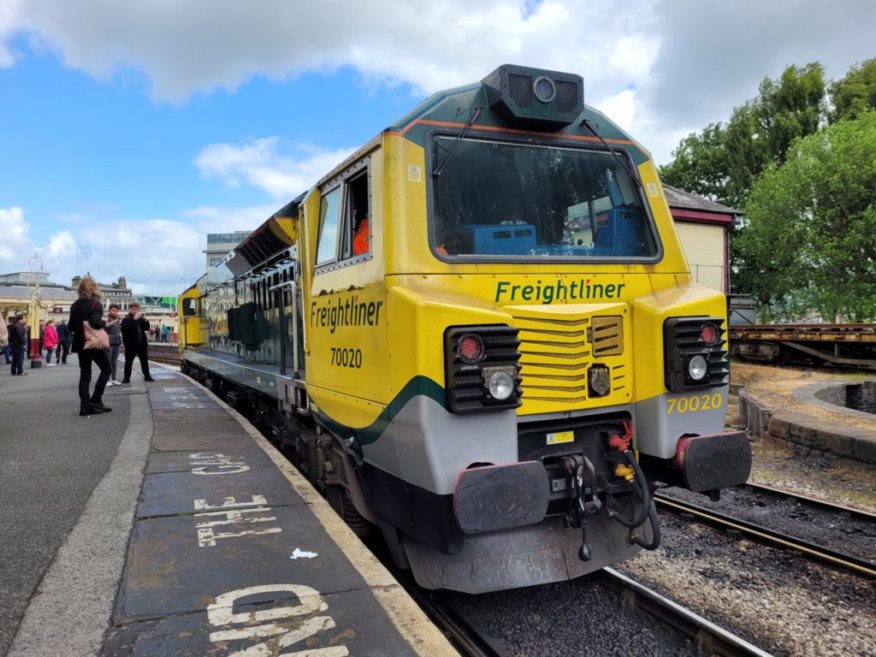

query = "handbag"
(83, 300), (110, 350)
(83, 321), (110, 350)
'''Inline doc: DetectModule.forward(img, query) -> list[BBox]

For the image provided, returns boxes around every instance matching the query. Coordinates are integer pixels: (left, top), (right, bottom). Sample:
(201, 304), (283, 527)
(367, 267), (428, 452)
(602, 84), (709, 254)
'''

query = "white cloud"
(6, 0), (872, 166)
(594, 89), (637, 134)
(194, 138), (355, 199)
(0, 206), (32, 264)
(5, 0), (655, 105)
(0, 0), (24, 68)
(1, 208), (228, 294)
(183, 204), (280, 234)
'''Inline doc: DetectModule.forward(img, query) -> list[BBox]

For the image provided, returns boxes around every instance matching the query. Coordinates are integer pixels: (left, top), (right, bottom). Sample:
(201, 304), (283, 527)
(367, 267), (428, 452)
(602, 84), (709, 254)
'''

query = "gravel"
(616, 513), (876, 657)
(443, 578), (697, 657)
(658, 485), (876, 563)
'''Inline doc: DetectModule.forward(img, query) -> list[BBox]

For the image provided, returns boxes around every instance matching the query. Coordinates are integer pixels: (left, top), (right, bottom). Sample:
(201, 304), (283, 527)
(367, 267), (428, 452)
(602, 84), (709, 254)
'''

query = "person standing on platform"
(105, 303), (123, 385)
(68, 277), (112, 415)
(121, 302), (154, 383)
(43, 319), (59, 366)
(9, 314), (27, 375)
(0, 311), (9, 364)
(57, 319), (71, 364)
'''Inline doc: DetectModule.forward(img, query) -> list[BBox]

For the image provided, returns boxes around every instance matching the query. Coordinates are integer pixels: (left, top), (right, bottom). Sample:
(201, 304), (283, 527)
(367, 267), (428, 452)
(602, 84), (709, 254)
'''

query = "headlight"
(485, 368), (516, 401)
(687, 354), (708, 381)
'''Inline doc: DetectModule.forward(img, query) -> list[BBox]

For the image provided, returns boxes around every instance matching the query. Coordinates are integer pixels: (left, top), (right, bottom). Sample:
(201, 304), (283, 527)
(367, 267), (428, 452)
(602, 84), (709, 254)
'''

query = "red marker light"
(700, 323), (719, 345)
(457, 334), (485, 363)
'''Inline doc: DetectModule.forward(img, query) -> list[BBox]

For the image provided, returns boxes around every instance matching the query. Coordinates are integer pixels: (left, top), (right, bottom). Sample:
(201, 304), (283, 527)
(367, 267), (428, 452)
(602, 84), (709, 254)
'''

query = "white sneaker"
(109, 379), (119, 386)
(46, 363), (57, 367)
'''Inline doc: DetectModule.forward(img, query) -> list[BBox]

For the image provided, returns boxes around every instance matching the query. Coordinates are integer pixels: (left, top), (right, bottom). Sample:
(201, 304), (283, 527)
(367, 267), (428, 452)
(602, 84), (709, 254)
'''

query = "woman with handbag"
(68, 276), (113, 416)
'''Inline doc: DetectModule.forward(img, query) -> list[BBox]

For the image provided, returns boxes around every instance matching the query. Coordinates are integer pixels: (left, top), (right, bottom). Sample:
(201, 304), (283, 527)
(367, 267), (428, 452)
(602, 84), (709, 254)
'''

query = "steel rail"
(385, 565), (506, 657)
(654, 494), (876, 579)
(742, 482), (876, 523)
(598, 568), (775, 657)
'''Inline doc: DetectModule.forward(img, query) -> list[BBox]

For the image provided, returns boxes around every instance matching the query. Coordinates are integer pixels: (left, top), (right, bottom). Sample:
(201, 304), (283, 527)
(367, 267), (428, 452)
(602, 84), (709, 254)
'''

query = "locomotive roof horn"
(482, 64), (584, 130)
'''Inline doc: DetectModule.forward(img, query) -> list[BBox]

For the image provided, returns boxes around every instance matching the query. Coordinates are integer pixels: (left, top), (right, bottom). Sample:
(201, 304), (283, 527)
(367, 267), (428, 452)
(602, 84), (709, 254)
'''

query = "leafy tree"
(829, 58), (876, 122)
(660, 63), (826, 210)
(657, 123), (728, 201)
(753, 63), (825, 166)
(741, 111), (876, 321)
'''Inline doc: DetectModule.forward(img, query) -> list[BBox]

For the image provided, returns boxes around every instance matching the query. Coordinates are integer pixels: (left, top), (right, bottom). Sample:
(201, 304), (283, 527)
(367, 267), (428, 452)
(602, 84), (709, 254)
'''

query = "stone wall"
(738, 388), (876, 465)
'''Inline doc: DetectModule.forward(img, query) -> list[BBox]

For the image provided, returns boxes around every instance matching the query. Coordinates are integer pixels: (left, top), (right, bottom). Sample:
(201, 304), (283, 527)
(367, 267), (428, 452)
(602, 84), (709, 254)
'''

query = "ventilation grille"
(508, 73), (533, 109)
(556, 80), (580, 113)
(591, 316), (624, 356)
(503, 307), (628, 410)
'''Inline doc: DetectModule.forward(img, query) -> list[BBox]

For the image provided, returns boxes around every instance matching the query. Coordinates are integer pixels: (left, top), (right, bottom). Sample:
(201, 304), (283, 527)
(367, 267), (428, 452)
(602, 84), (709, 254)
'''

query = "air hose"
(607, 449), (652, 529)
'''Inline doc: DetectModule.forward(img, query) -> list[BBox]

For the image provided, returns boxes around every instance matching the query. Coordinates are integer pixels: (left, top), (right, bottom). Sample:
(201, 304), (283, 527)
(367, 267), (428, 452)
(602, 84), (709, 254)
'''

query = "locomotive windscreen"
(430, 136), (660, 260)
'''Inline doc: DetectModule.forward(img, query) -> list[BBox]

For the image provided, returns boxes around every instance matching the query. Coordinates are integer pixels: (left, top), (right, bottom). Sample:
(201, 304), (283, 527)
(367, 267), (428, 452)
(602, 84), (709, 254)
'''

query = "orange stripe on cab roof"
(391, 118), (635, 146)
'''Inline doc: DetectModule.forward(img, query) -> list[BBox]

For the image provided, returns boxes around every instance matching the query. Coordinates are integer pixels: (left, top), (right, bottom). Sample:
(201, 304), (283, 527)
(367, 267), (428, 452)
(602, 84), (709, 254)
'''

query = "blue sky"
(1, 0), (874, 293)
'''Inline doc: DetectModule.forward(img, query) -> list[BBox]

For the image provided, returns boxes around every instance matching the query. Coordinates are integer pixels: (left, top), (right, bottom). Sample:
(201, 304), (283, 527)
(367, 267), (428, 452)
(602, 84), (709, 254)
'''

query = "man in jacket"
(56, 319), (71, 364)
(9, 314), (27, 375)
(120, 303), (154, 383)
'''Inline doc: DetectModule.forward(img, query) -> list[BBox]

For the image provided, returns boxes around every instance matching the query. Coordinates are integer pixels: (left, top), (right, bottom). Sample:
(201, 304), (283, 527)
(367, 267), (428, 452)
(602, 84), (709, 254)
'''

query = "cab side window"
(344, 171), (370, 258)
(316, 186), (342, 265)
(316, 162), (371, 272)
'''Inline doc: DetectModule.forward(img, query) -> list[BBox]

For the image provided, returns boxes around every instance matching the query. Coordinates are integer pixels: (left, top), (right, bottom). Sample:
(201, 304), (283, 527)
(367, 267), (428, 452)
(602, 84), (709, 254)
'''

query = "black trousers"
(123, 343), (151, 380)
(59, 341), (70, 364)
(10, 345), (24, 375)
(78, 349), (111, 404)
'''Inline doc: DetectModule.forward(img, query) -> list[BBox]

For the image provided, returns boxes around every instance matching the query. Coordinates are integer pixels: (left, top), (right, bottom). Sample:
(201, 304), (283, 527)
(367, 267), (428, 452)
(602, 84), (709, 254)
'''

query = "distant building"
(0, 271), (51, 285)
(0, 270), (74, 317)
(205, 231), (250, 272)
(71, 275), (135, 310)
(664, 185), (739, 293)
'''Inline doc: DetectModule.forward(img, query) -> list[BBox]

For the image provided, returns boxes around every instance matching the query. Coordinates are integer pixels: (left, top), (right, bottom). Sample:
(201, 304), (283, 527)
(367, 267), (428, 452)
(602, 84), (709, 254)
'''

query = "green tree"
(753, 63), (825, 166)
(829, 58), (876, 122)
(657, 123), (729, 202)
(660, 63), (826, 210)
(741, 111), (876, 321)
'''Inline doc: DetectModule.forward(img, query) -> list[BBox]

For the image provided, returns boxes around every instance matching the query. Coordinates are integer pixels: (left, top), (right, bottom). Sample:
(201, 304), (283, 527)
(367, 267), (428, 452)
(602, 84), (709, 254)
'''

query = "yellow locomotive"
(179, 65), (751, 593)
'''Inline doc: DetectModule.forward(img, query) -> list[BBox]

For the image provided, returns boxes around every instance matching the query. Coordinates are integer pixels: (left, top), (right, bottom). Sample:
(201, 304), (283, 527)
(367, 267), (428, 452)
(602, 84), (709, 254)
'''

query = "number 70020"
(666, 393), (724, 415)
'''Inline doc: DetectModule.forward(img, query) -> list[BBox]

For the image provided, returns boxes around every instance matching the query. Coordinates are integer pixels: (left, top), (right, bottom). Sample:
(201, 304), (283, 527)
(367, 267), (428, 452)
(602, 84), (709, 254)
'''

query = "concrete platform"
(3, 360), (454, 657)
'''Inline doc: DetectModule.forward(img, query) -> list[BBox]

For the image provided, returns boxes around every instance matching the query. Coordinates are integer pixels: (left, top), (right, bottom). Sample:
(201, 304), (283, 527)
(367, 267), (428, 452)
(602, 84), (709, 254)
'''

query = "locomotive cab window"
(430, 137), (660, 261)
(316, 186), (342, 266)
(316, 163), (371, 272)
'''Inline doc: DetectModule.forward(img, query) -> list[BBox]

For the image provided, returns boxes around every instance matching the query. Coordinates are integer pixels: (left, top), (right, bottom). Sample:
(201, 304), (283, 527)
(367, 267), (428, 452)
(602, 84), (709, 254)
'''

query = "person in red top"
(43, 319), (60, 366)
(353, 218), (369, 256)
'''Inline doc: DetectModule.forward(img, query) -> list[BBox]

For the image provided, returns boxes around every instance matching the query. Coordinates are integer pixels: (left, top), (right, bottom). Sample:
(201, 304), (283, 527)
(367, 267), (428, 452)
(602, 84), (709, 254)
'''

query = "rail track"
(655, 486), (876, 579)
(399, 567), (775, 657)
(596, 569), (773, 657)
(147, 344), (181, 366)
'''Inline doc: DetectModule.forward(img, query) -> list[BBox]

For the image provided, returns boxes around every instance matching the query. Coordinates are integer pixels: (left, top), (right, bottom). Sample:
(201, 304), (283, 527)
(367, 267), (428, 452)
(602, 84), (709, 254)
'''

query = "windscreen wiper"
(581, 118), (643, 190)
(432, 107), (483, 178)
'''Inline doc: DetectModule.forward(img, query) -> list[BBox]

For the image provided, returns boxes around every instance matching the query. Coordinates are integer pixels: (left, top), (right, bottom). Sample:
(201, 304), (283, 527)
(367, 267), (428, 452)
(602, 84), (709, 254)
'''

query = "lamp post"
(27, 254), (43, 368)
